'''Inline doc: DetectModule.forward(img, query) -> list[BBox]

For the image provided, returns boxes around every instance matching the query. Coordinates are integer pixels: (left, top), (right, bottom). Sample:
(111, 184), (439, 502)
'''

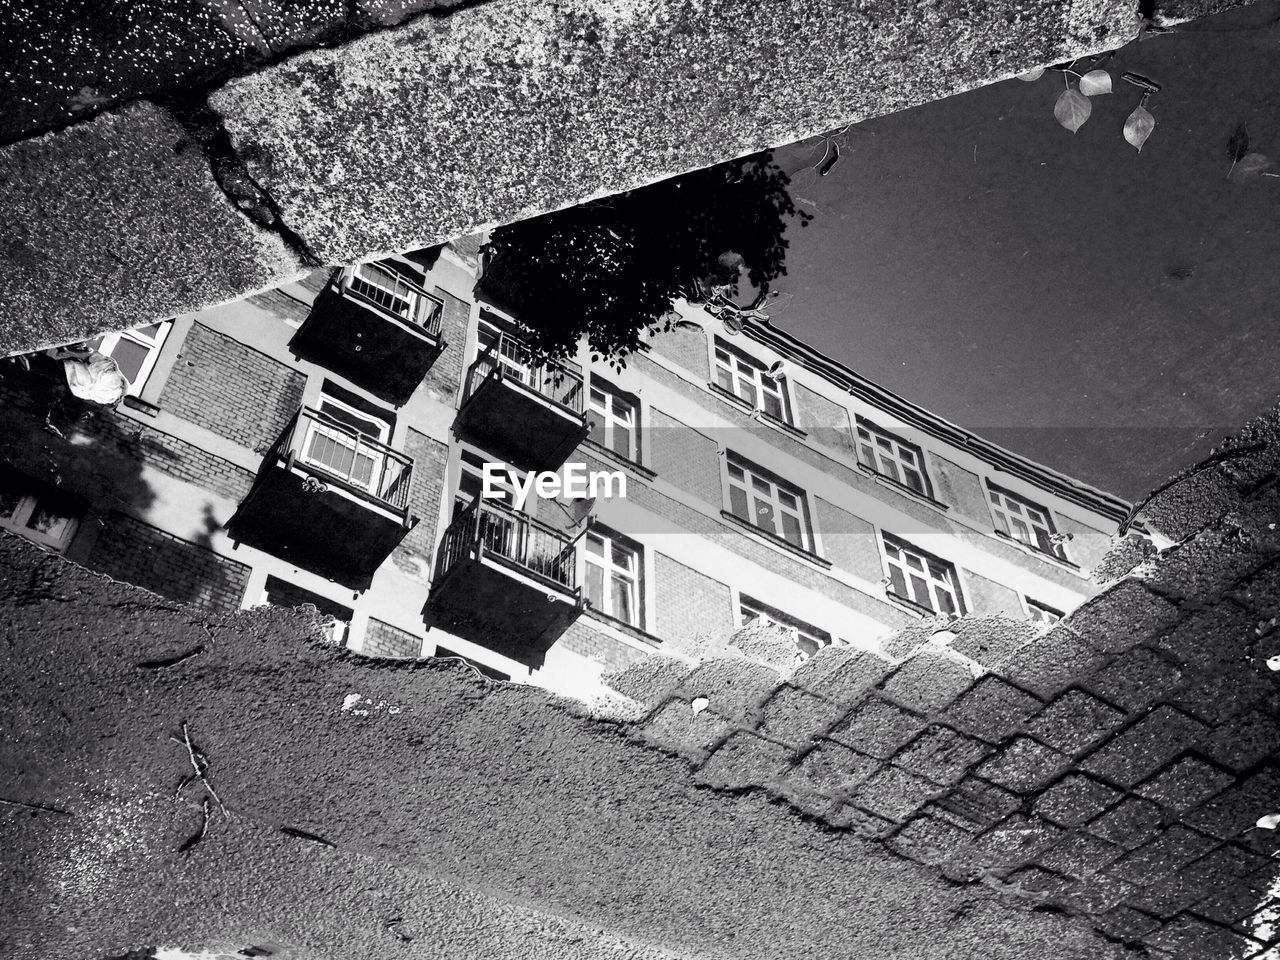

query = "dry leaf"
(1258, 813), (1280, 830)
(1017, 67), (1046, 82)
(1079, 70), (1112, 96)
(1229, 122), (1251, 162)
(1124, 106), (1156, 152)
(1055, 89), (1092, 134)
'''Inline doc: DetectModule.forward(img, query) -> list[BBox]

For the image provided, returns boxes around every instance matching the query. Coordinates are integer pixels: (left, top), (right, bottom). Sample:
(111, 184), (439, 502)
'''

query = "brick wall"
(364, 618), (424, 658)
(245, 287), (313, 324)
(557, 619), (654, 673)
(87, 512), (249, 615)
(647, 408), (722, 508)
(162, 323), (305, 452)
(392, 428), (449, 582)
(421, 287), (471, 404)
(793, 380), (857, 460)
(604, 410), (1280, 959)
(652, 552), (735, 655)
(646, 323), (710, 380)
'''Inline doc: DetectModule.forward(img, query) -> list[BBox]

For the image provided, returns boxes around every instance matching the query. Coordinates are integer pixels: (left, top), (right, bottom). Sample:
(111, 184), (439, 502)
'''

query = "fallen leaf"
(1079, 69), (1112, 96)
(691, 697), (710, 715)
(1267, 654), (1280, 671)
(1017, 67), (1046, 82)
(1258, 813), (1280, 830)
(1229, 121), (1251, 162)
(1124, 105), (1156, 152)
(1055, 89), (1092, 134)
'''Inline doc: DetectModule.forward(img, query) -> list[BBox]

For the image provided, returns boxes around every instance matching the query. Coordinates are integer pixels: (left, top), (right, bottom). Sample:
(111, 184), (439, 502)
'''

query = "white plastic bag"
(62, 351), (129, 406)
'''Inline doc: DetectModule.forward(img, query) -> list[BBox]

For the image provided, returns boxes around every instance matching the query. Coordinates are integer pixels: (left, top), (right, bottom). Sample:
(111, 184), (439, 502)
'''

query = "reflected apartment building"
(0, 237), (1130, 697)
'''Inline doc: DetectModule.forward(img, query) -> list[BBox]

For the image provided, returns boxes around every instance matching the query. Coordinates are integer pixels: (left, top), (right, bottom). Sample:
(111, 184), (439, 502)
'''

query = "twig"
(169, 722), (227, 816)
(0, 797), (72, 816)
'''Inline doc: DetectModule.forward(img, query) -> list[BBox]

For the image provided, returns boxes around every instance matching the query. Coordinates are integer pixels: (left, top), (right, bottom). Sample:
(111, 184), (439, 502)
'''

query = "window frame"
(738, 594), (832, 661)
(879, 533), (966, 617)
(581, 525), (644, 629)
(586, 377), (641, 464)
(985, 481), (1067, 561)
(0, 476), (80, 553)
(1025, 598), (1064, 627)
(300, 391), (393, 497)
(713, 338), (793, 424)
(453, 447), (528, 517)
(854, 416), (933, 498)
(723, 451), (815, 552)
(88, 321), (173, 398)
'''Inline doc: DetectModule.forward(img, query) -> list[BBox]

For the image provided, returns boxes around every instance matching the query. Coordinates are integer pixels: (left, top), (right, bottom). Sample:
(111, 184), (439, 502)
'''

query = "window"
(855, 418), (931, 497)
(260, 575), (353, 644)
(714, 339), (792, 422)
(739, 595), (832, 660)
(477, 319), (535, 387)
(1026, 599), (1063, 626)
(987, 483), (1066, 559)
(587, 379), (640, 462)
(301, 392), (392, 495)
(454, 449), (525, 516)
(725, 453), (813, 551)
(583, 527), (642, 627)
(881, 534), (965, 616)
(0, 477), (79, 552)
(87, 321), (172, 397)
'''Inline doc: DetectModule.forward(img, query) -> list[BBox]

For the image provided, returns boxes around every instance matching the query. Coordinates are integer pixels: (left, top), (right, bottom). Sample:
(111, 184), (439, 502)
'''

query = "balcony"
(292, 263), (446, 405)
(229, 406), (417, 589)
(453, 331), (589, 472)
(424, 499), (586, 666)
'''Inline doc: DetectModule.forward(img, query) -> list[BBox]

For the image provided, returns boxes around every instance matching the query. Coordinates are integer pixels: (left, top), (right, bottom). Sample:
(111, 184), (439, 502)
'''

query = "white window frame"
(855, 417), (932, 497)
(724, 452), (814, 552)
(713, 339), (792, 423)
(301, 393), (392, 496)
(0, 484), (79, 552)
(587, 378), (640, 463)
(90, 321), (172, 397)
(738, 594), (832, 661)
(1025, 598), (1064, 627)
(477, 318), (534, 387)
(582, 527), (643, 628)
(454, 447), (528, 515)
(987, 482), (1066, 560)
(880, 534), (965, 616)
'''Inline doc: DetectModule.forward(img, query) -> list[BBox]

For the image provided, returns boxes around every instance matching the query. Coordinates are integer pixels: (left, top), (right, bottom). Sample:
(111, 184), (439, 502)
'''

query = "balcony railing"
(267, 406), (414, 515)
(466, 331), (584, 413)
(341, 262), (444, 337)
(438, 498), (582, 591)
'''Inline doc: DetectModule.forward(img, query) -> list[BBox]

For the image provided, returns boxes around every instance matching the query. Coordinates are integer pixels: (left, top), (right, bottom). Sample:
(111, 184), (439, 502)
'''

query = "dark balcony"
(424, 499), (586, 666)
(453, 331), (589, 472)
(292, 263), (446, 405)
(229, 406), (417, 590)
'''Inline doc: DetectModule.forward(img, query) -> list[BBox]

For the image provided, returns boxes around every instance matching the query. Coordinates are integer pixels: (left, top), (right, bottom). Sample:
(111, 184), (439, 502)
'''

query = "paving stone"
(1147, 913), (1261, 958)
(694, 731), (795, 789)
(1203, 710), (1280, 772)
(1242, 899), (1280, 944)
(1094, 905), (1164, 940)
(1143, 525), (1275, 604)
(789, 645), (893, 705)
(928, 778), (1021, 834)
(1090, 795), (1169, 850)
(1038, 830), (1124, 879)
(879, 620), (947, 661)
(1055, 873), (1137, 915)
(851, 765), (943, 823)
(1235, 558), (1280, 620)
(944, 676), (1042, 742)
(828, 803), (897, 838)
(1152, 602), (1259, 672)
(1079, 706), (1208, 788)
(977, 814), (1064, 863)
(1171, 666), (1273, 725)
(1026, 689), (1126, 756)
(947, 617), (1036, 668)
(1002, 864), (1064, 896)
(826, 696), (926, 759)
(1033, 774), (1123, 827)
(977, 736), (1070, 793)
(999, 626), (1110, 698)
(758, 685), (845, 745)
(1067, 581), (1182, 654)
(791, 741), (881, 796)
(1108, 825), (1218, 884)
(604, 654), (693, 706)
(1123, 872), (1213, 919)
(1183, 843), (1275, 885)
(1193, 880), (1272, 928)
(879, 647), (975, 713)
(1185, 768), (1280, 840)
(1082, 648), (1185, 713)
(677, 657), (781, 723)
(1134, 757), (1235, 812)
(634, 699), (730, 761)
(884, 814), (973, 866)
(891, 724), (991, 786)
